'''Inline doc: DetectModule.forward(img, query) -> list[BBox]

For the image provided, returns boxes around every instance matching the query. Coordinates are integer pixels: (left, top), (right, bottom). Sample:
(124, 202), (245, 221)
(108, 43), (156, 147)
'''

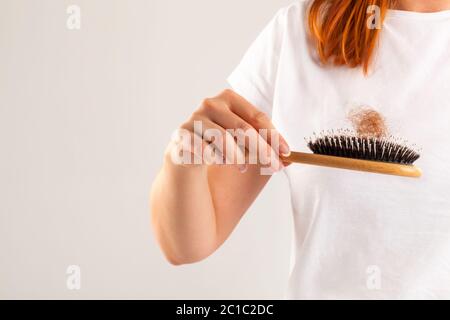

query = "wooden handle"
(283, 152), (422, 178)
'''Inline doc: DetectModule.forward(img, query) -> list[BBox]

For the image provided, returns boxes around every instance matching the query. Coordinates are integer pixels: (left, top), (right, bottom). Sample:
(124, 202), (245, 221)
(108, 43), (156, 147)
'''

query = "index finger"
(221, 89), (291, 156)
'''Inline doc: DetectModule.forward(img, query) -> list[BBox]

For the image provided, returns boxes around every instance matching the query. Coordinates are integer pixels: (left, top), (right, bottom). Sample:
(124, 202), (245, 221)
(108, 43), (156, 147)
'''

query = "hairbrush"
(282, 130), (422, 178)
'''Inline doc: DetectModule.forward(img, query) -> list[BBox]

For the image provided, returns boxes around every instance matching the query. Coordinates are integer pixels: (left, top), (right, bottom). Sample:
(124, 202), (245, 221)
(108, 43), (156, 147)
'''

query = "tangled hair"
(308, 0), (393, 74)
(347, 106), (388, 138)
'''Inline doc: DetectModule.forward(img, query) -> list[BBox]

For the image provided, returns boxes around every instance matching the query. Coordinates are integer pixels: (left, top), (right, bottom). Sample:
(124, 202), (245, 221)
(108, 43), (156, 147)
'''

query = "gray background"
(0, 0), (293, 299)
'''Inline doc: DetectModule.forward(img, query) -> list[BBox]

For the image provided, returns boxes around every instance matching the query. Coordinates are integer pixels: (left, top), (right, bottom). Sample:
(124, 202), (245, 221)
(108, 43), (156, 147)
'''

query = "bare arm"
(150, 89), (290, 265)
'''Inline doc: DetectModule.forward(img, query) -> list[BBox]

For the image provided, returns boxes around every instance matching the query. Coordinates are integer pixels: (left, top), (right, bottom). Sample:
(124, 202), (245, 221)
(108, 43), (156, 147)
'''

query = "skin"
(150, 0), (450, 266)
(151, 89), (290, 265)
(393, 0), (450, 12)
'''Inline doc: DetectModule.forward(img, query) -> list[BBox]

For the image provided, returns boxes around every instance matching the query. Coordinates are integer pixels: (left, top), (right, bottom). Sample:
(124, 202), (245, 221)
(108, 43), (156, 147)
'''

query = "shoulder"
(278, 0), (309, 21)
(273, 1), (310, 37)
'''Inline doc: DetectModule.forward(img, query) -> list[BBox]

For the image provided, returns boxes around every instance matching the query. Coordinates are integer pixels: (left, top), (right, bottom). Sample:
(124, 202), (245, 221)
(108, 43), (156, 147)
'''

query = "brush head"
(306, 131), (421, 165)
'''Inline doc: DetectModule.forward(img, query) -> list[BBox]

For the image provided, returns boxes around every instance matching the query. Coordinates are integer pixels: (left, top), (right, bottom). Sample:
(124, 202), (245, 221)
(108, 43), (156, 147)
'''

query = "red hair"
(308, 0), (392, 73)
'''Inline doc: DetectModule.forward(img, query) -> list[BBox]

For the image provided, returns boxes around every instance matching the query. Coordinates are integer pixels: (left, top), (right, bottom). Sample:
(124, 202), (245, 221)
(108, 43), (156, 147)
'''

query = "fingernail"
(280, 143), (291, 157)
(270, 162), (284, 174)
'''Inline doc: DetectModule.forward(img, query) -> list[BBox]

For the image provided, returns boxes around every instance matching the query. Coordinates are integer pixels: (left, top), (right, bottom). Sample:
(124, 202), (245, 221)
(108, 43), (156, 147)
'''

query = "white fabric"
(227, 0), (450, 299)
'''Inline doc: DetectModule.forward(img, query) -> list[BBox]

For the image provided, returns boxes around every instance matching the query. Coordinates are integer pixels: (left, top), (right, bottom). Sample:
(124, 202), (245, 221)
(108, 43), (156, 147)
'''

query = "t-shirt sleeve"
(226, 7), (288, 117)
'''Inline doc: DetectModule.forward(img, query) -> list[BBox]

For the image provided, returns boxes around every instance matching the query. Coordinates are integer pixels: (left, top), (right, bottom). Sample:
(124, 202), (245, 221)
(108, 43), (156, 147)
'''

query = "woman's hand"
(151, 89), (290, 265)
(168, 89), (290, 173)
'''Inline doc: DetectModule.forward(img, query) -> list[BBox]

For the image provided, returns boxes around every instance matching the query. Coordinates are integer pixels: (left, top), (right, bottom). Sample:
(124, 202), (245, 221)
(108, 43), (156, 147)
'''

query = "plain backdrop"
(0, 0), (294, 299)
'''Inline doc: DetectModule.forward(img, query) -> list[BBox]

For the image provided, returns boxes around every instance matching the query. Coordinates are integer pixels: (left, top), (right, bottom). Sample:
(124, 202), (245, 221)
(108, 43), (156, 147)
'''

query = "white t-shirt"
(227, 0), (450, 299)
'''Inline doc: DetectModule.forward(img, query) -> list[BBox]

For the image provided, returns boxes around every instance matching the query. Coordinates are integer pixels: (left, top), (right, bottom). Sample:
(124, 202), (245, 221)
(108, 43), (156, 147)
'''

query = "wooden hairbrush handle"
(283, 152), (422, 178)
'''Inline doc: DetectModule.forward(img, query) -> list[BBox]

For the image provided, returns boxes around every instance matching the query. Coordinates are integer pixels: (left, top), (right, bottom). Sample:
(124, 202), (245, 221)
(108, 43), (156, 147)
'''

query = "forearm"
(150, 155), (218, 265)
(150, 89), (290, 265)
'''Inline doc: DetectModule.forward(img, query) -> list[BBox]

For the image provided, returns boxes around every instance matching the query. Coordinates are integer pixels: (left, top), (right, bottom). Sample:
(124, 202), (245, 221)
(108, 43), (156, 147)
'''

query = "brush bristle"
(306, 131), (420, 165)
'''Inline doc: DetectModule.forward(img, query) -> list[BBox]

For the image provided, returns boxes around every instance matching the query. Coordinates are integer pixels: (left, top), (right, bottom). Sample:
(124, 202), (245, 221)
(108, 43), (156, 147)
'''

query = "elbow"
(151, 218), (216, 267)
(161, 238), (217, 266)
(164, 253), (210, 266)
(165, 255), (185, 266)
(156, 233), (216, 267)
(150, 194), (217, 266)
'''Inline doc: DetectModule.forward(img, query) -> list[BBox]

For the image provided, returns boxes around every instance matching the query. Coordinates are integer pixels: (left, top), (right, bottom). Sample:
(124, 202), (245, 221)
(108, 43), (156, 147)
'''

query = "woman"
(150, 0), (450, 299)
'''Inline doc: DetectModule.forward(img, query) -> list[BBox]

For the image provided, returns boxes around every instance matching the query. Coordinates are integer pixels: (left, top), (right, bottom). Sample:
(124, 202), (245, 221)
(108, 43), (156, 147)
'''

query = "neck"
(394, 0), (450, 12)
